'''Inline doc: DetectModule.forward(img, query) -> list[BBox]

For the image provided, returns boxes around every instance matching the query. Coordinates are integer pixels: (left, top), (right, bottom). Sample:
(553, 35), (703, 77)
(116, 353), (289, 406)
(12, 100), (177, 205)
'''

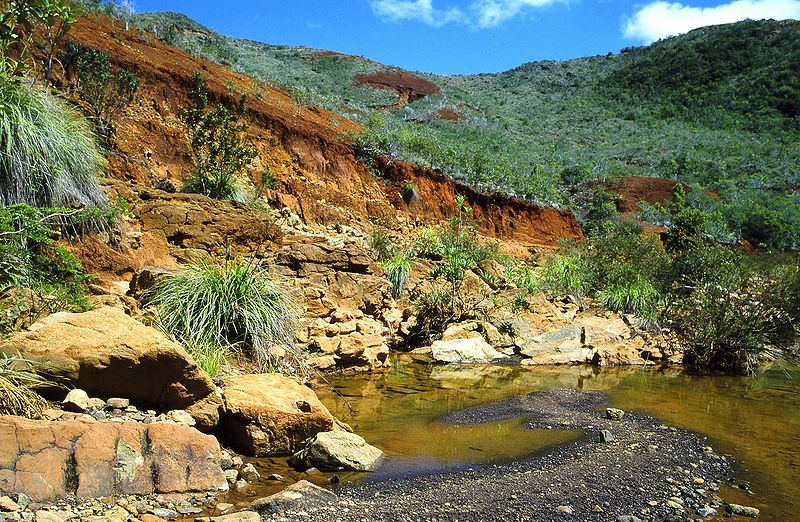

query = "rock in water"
(728, 504), (760, 518)
(250, 480), (336, 515)
(289, 431), (384, 471)
(219, 373), (346, 456)
(430, 337), (505, 363)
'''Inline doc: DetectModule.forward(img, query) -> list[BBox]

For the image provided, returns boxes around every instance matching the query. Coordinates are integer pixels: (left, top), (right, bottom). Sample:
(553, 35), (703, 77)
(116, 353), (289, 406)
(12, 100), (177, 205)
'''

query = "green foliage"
(144, 259), (300, 373)
(135, 12), (799, 249)
(65, 44), (139, 145)
(0, 74), (107, 211)
(413, 227), (443, 258)
(597, 268), (662, 319)
(535, 251), (595, 305)
(666, 254), (791, 374)
(0, 354), (49, 418)
(0, 204), (92, 335)
(180, 72), (256, 201)
(382, 250), (413, 299)
(1, 0), (76, 78)
(367, 228), (392, 261)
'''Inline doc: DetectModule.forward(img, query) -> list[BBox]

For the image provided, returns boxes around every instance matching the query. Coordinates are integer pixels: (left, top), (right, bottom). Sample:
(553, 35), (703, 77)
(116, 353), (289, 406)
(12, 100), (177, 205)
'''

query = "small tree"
(32, 0), (77, 87)
(1, 0), (75, 78)
(180, 72), (256, 200)
(68, 46), (139, 145)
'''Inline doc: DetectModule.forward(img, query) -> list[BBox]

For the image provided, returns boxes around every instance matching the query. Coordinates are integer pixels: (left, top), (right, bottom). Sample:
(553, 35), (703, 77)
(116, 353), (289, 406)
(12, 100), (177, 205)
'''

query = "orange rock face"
(0, 416), (227, 501)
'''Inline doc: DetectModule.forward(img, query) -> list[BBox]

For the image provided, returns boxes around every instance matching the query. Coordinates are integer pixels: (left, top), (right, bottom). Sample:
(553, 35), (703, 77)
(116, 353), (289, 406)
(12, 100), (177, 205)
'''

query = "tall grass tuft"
(0, 78), (107, 211)
(0, 354), (49, 418)
(144, 259), (301, 373)
(382, 250), (413, 299)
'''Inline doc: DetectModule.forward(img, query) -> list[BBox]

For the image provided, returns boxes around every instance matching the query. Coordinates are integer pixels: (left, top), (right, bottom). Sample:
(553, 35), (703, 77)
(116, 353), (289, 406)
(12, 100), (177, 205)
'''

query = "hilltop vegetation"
(132, 14), (799, 249)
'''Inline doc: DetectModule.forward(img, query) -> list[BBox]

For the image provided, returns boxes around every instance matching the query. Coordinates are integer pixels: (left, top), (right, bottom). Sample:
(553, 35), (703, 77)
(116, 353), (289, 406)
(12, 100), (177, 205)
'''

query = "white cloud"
(369, 0), (466, 27)
(623, 0), (800, 43)
(472, 0), (564, 28)
(369, 0), (563, 28)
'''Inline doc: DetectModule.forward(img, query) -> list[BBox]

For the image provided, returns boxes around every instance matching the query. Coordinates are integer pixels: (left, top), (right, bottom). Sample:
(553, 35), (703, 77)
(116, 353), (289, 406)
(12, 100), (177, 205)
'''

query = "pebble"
(555, 505), (573, 514)
(728, 504), (760, 518)
(606, 408), (625, 421)
(106, 397), (130, 409)
(599, 430), (615, 442)
(0, 496), (19, 512)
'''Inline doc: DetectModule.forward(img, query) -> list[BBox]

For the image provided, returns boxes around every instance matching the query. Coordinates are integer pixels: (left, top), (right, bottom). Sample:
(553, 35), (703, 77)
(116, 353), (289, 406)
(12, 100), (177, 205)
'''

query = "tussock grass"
(0, 354), (49, 418)
(382, 250), (413, 299)
(145, 259), (302, 373)
(0, 78), (107, 210)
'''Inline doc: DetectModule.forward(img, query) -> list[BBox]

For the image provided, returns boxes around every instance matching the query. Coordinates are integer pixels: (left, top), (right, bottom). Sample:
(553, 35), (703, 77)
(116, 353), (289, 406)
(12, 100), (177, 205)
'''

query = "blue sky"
(134, 0), (800, 74)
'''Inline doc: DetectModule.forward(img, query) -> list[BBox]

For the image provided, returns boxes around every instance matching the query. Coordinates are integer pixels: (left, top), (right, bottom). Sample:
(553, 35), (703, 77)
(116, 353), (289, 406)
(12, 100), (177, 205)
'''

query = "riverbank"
(269, 388), (733, 521)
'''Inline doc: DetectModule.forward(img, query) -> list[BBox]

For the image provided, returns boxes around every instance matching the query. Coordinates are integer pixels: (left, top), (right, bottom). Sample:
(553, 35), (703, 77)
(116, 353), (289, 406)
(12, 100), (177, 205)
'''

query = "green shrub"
(382, 250), (413, 299)
(535, 252), (594, 305)
(67, 45), (139, 145)
(0, 354), (49, 418)
(0, 204), (92, 334)
(597, 272), (662, 320)
(0, 76), (107, 210)
(367, 228), (392, 261)
(144, 259), (300, 373)
(666, 267), (790, 374)
(180, 73), (256, 201)
(414, 227), (443, 258)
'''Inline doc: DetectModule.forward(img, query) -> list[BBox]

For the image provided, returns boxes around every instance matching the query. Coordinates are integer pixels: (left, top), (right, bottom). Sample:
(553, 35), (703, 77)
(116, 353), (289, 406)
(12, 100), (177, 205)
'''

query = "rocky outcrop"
(430, 337), (506, 364)
(518, 326), (591, 364)
(277, 238), (397, 372)
(0, 416), (227, 501)
(219, 374), (346, 456)
(289, 431), (384, 472)
(0, 307), (217, 410)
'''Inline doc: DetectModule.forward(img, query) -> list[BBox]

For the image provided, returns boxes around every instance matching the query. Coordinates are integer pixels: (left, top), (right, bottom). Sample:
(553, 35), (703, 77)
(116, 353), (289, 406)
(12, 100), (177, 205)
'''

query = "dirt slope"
(65, 14), (582, 248)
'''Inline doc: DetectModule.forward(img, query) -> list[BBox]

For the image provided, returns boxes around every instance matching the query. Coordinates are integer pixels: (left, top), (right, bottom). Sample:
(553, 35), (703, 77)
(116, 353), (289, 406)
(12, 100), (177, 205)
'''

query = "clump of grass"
(367, 228), (392, 261)
(382, 250), (413, 299)
(0, 354), (49, 418)
(145, 259), (301, 374)
(0, 77), (107, 210)
(535, 253), (594, 306)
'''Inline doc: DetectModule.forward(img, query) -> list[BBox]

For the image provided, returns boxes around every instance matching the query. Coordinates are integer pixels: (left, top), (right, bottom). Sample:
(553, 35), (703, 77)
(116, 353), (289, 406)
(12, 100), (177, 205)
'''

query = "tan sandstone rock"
(220, 374), (347, 456)
(0, 307), (216, 410)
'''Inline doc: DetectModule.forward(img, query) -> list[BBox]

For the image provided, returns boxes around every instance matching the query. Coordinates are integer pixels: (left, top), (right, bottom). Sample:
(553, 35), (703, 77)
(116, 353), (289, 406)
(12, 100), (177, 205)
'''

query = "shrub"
(597, 272), (662, 320)
(0, 76), (107, 210)
(145, 259), (300, 373)
(180, 73), (256, 201)
(382, 250), (412, 299)
(65, 45), (139, 145)
(535, 252), (594, 306)
(666, 267), (790, 374)
(414, 227), (443, 258)
(367, 228), (392, 261)
(0, 354), (49, 418)
(0, 204), (92, 334)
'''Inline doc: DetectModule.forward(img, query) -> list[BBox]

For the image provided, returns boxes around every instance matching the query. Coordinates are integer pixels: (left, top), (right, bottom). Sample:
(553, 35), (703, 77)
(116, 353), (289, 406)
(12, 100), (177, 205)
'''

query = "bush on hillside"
(144, 259), (300, 374)
(64, 44), (140, 146)
(180, 72), (256, 201)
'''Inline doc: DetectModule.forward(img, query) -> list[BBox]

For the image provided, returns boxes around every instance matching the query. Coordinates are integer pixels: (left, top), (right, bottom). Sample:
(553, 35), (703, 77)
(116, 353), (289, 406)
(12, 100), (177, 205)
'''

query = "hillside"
(134, 13), (800, 249)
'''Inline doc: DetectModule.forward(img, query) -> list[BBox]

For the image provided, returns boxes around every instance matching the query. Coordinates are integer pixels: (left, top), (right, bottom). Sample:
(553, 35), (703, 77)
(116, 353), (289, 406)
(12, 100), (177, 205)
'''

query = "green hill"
(134, 13), (800, 249)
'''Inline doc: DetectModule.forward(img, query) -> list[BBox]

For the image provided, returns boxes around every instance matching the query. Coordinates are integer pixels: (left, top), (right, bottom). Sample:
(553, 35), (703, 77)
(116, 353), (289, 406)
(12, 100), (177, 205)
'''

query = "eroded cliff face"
(64, 14), (582, 250)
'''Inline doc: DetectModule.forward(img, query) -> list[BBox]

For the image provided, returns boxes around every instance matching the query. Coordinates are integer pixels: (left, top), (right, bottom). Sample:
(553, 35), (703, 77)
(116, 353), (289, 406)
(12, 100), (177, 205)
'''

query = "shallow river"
(233, 357), (800, 521)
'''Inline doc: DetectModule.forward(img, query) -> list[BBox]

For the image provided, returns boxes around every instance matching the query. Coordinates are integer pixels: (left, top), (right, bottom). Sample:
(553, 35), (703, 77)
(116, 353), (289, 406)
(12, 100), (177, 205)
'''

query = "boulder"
(250, 480), (336, 515)
(0, 307), (216, 410)
(0, 416), (227, 501)
(430, 337), (505, 364)
(289, 431), (384, 472)
(519, 326), (595, 365)
(220, 374), (346, 456)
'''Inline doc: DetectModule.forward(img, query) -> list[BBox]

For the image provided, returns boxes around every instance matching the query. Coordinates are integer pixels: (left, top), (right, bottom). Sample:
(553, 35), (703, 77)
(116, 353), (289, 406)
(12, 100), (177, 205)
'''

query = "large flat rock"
(0, 416), (227, 501)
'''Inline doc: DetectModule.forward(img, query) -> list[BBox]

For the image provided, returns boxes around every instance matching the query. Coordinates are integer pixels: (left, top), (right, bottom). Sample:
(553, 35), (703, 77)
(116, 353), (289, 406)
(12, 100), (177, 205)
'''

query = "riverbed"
(232, 358), (799, 520)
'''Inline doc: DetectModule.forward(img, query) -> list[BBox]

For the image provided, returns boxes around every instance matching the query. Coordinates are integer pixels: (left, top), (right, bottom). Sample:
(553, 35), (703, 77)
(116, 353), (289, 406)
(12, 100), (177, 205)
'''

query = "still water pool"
(235, 357), (800, 521)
